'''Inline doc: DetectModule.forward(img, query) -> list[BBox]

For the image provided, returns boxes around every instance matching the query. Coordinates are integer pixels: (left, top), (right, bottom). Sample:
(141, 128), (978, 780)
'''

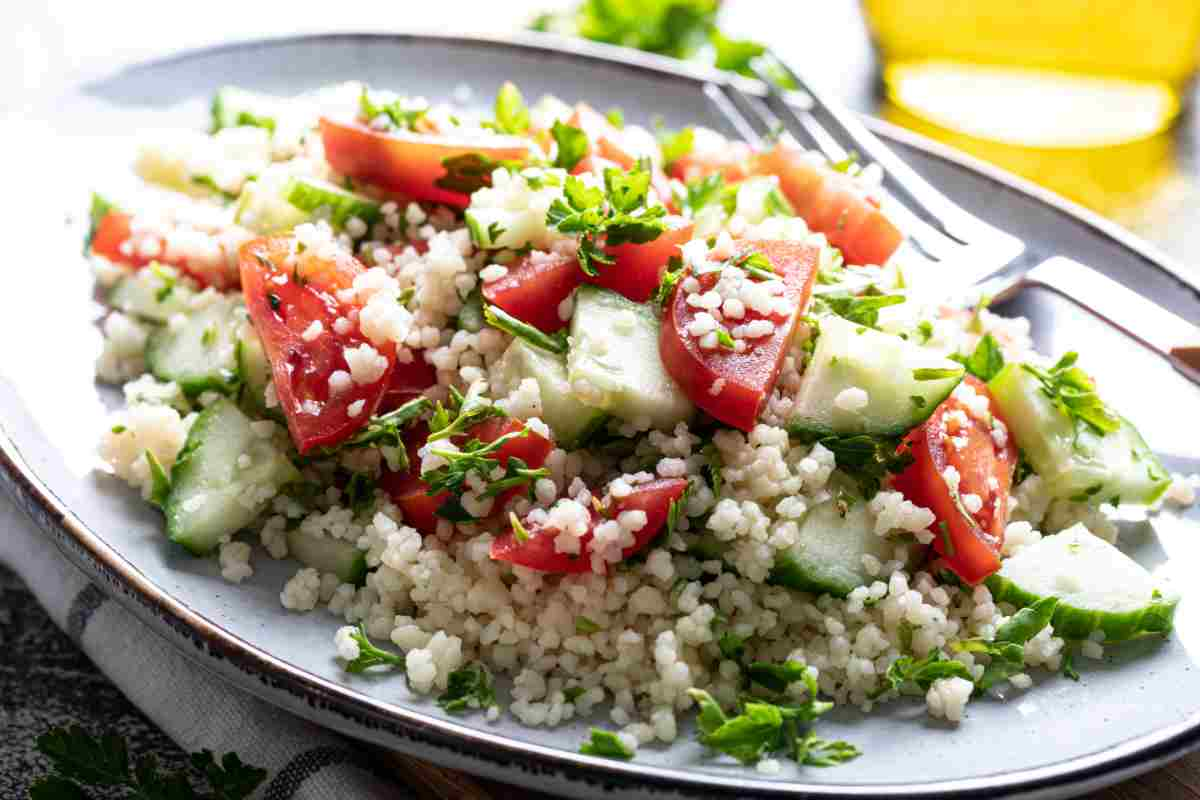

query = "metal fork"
(701, 65), (1200, 385)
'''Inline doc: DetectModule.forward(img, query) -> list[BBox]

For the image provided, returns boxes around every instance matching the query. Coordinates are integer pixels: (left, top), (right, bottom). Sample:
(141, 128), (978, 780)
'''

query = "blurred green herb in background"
(531, 0), (794, 87)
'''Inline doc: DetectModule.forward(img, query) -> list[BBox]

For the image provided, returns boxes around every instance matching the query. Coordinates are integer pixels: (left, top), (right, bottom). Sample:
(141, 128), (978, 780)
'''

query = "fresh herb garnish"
(564, 686), (587, 703)
(483, 301), (569, 354)
(30, 725), (268, 800)
(1021, 352), (1120, 436)
(818, 293), (905, 329)
(715, 328), (736, 349)
(678, 172), (737, 217)
(546, 167), (667, 276)
(317, 396), (431, 471)
(359, 87), (427, 131)
(955, 332), (1005, 382)
(658, 125), (695, 168)
(435, 152), (525, 196)
(580, 729), (635, 759)
(342, 623), (404, 673)
(786, 429), (914, 499)
(145, 450), (171, 509)
(551, 120), (590, 172)
(870, 649), (973, 700)
(491, 81), (530, 135)
(575, 615), (601, 634)
(605, 107), (625, 128)
(151, 263), (177, 303)
(951, 597), (1059, 691)
(913, 367), (965, 381)
(438, 662), (497, 713)
(653, 255), (687, 310)
(343, 471), (377, 517)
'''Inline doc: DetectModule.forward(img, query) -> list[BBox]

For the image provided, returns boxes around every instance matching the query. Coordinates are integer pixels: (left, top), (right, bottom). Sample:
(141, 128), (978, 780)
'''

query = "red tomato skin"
(319, 118), (532, 208)
(380, 419), (554, 536)
(659, 240), (819, 432)
(378, 354), (437, 412)
(891, 377), (1018, 585)
(90, 210), (237, 290)
(753, 142), (903, 267)
(481, 251), (583, 333)
(490, 478), (689, 573)
(239, 237), (395, 453)
(587, 218), (695, 303)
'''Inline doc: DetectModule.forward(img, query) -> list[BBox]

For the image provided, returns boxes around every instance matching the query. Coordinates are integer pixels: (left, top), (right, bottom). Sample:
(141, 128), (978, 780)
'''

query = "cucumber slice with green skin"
(145, 295), (242, 396)
(495, 338), (609, 449)
(788, 314), (963, 438)
(768, 499), (917, 598)
(283, 177), (382, 230)
(567, 285), (695, 431)
(234, 322), (284, 422)
(988, 363), (1169, 505)
(107, 266), (197, 323)
(211, 86), (279, 134)
(985, 523), (1178, 641)
(165, 399), (299, 555)
(286, 529), (368, 585)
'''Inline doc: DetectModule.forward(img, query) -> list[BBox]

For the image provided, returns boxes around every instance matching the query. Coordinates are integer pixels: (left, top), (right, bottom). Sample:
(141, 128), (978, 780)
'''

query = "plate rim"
(5, 29), (1200, 799)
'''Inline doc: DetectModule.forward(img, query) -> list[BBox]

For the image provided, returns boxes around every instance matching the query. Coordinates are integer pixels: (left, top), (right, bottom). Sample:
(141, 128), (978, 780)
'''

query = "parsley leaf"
(483, 301), (569, 354)
(658, 125), (695, 168)
(870, 650), (973, 699)
(956, 332), (1005, 382)
(580, 729), (635, 759)
(575, 615), (601, 634)
(794, 733), (862, 767)
(314, 396), (430, 471)
(144, 450), (171, 510)
(438, 662), (497, 713)
(952, 596), (1058, 691)
(678, 172), (737, 217)
(427, 384), (506, 442)
(533, 0), (719, 60)
(435, 152), (524, 196)
(31, 725), (267, 800)
(1021, 353), (1120, 436)
(551, 120), (590, 172)
(546, 167), (667, 276)
(817, 293), (905, 329)
(653, 255), (687, 310)
(491, 81), (530, 135)
(913, 367), (965, 381)
(359, 87), (427, 131)
(342, 624), (404, 673)
(786, 430), (914, 499)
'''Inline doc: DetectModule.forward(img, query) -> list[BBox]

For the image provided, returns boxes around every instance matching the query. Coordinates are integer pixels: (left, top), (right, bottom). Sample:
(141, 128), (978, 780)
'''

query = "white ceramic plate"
(2, 32), (1200, 800)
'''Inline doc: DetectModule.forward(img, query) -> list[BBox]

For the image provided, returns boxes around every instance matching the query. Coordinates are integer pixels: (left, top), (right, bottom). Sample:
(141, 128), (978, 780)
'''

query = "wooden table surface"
(4, 2), (1199, 797)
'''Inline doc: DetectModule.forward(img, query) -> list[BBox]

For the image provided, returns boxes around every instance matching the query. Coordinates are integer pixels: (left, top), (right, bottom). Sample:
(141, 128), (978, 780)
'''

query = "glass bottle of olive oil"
(861, 0), (1200, 216)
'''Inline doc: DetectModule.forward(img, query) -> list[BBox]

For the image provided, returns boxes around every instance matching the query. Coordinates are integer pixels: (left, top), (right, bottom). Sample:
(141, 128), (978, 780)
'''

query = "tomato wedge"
(380, 417), (553, 536)
(239, 236), (395, 453)
(378, 354), (437, 412)
(490, 478), (688, 573)
(660, 239), (819, 432)
(90, 209), (238, 290)
(319, 118), (533, 207)
(482, 250), (582, 333)
(753, 141), (903, 267)
(892, 376), (1018, 585)
(587, 217), (695, 303)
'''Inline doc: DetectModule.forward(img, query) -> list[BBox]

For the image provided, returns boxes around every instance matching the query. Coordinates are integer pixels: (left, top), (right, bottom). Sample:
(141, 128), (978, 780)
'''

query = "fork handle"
(1021, 257), (1200, 386)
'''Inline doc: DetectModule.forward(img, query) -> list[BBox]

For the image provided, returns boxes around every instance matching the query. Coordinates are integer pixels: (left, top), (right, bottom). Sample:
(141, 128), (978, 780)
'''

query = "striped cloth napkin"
(0, 489), (501, 799)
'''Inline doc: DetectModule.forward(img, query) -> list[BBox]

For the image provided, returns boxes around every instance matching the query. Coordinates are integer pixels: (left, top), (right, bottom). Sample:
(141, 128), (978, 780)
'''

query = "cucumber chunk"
(567, 285), (694, 431)
(789, 314), (963, 438)
(986, 523), (1178, 641)
(234, 321), (283, 421)
(495, 338), (609, 449)
(769, 499), (917, 598)
(988, 363), (1169, 505)
(107, 265), (196, 323)
(283, 177), (382, 229)
(145, 295), (242, 396)
(165, 399), (299, 555)
(286, 529), (368, 585)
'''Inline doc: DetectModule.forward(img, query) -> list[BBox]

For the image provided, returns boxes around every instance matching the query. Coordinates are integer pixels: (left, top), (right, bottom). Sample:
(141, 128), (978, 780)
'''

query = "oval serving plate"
(1, 32), (1199, 800)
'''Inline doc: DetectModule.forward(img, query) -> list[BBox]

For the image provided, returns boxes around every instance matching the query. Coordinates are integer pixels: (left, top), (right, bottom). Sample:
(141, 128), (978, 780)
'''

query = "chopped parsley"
(482, 300), (569, 354)
(658, 125), (694, 168)
(785, 429), (913, 499)
(913, 366), (965, 381)
(869, 649), (972, 700)
(358, 87), (427, 131)
(546, 166), (667, 276)
(580, 729), (635, 759)
(575, 615), (601, 634)
(950, 597), (1059, 691)
(605, 107), (625, 128)
(955, 332), (1005, 382)
(30, 724), (267, 800)
(342, 623), (404, 673)
(715, 328), (736, 349)
(550, 120), (590, 172)
(818, 293), (905, 329)
(342, 471), (377, 518)
(490, 81), (530, 135)
(653, 255), (687, 310)
(316, 396), (431, 471)
(438, 662), (496, 713)
(1021, 352), (1120, 436)
(564, 686), (587, 703)
(678, 172), (737, 217)
(436, 151), (524, 196)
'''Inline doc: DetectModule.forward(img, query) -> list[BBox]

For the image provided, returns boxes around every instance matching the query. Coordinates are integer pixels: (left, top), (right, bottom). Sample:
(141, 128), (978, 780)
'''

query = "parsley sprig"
(438, 662), (497, 713)
(311, 396), (431, 471)
(817, 293), (905, 330)
(358, 87), (427, 131)
(1021, 352), (1120, 436)
(546, 166), (668, 276)
(785, 429), (914, 499)
(343, 624), (404, 673)
(30, 725), (267, 800)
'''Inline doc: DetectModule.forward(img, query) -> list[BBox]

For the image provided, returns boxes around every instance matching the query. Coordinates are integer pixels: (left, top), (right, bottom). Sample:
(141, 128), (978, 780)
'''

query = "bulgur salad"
(89, 81), (1199, 772)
